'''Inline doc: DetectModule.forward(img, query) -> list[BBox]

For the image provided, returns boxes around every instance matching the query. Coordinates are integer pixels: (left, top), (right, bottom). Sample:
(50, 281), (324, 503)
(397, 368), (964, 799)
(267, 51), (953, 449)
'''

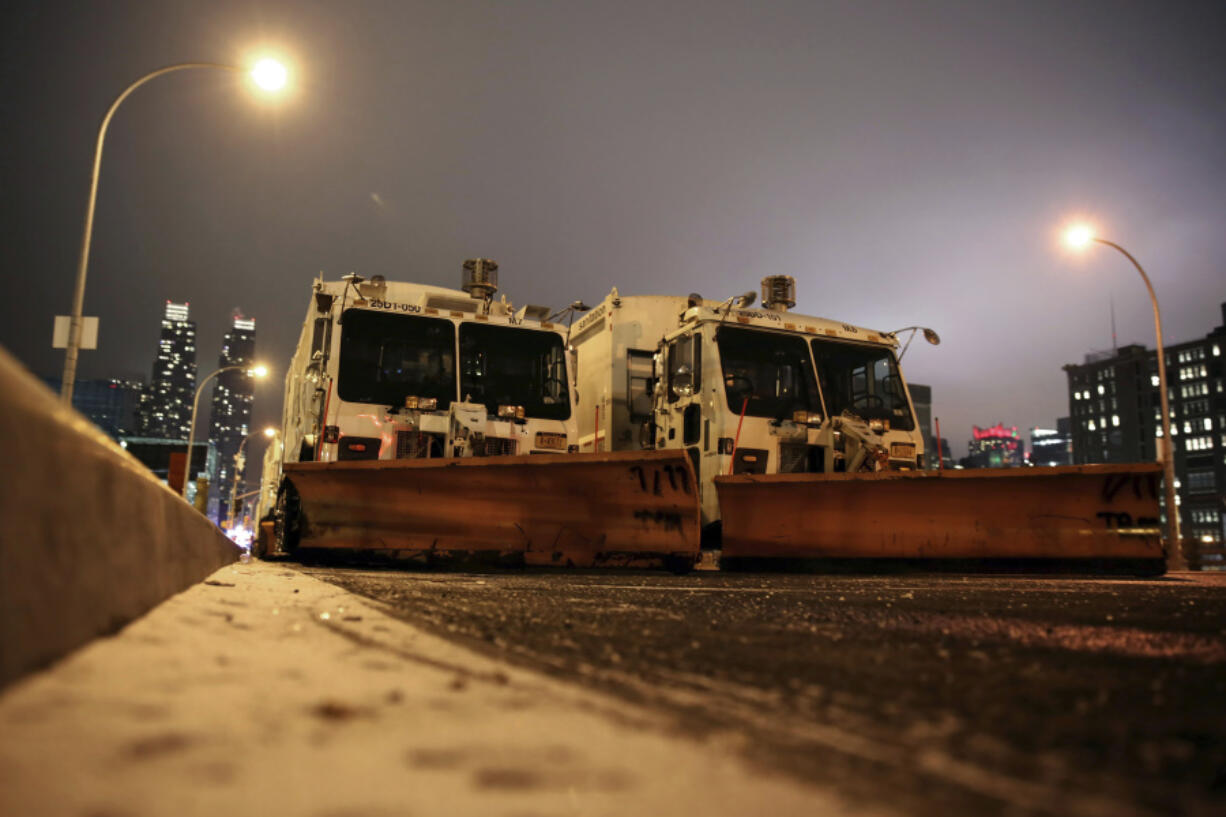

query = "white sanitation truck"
(255, 260), (698, 568)
(571, 275), (1165, 572)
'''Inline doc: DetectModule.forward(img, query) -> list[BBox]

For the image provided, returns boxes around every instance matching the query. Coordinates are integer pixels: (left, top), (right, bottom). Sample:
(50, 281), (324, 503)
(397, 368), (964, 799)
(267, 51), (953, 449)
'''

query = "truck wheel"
(664, 554), (696, 575)
(251, 516), (270, 560)
(273, 480), (303, 557)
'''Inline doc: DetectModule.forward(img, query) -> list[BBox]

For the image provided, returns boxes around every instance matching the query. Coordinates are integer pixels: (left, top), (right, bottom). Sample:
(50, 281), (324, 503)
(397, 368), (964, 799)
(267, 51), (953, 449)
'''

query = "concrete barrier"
(0, 346), (238, 688)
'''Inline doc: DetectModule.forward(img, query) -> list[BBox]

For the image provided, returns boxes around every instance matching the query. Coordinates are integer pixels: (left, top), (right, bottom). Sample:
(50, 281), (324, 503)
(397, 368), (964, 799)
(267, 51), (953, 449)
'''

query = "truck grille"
(778, 443), (824, 473)
(395, 430), (443, 459)
(778, 443), (808, 474)
(476, 436), (518, 457)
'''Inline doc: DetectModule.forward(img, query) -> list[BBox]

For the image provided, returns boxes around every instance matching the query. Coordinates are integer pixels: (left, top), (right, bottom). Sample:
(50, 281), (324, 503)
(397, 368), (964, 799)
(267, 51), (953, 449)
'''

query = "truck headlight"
(405, 396), (438, 411)
(498, 404), (525, 420)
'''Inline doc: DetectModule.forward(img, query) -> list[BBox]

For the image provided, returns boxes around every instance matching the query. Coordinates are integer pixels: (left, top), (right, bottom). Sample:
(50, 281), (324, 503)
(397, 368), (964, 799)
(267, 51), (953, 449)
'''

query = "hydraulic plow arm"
(716, 463), (1165, 573)
(282, 450), (700, 568)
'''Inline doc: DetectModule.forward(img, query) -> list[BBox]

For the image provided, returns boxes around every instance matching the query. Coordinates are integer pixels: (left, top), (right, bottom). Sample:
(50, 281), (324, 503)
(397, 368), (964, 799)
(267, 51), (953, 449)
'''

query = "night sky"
(3, 0), (1224, 459)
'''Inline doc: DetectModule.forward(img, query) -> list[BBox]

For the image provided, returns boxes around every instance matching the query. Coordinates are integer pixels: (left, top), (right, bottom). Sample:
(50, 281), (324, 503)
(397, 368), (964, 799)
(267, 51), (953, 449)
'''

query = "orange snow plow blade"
(283, 450), (699, 568)
(716, 463), (1165, 573)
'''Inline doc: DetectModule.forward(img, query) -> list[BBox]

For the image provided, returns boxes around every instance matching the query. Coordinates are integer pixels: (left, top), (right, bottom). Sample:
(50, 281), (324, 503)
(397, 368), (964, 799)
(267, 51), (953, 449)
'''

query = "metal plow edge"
(716, 463), (1166, 574)
(281, 450), (700, 569)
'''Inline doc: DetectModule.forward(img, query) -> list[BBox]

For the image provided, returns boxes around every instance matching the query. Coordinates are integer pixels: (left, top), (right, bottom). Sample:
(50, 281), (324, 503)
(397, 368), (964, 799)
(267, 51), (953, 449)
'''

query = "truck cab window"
(716, 326), (820, 419)
(459, 323), (571, 421)
(810, 338), (914, 430)
(337, 310), (456, 407)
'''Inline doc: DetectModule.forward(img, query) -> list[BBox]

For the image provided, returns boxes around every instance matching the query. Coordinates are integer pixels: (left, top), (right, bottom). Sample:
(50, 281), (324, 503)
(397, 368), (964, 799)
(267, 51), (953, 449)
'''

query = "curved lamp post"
(59, 58), (288, 404)
(183, 364), (268, 503)
(1063, 225), (1184, 569)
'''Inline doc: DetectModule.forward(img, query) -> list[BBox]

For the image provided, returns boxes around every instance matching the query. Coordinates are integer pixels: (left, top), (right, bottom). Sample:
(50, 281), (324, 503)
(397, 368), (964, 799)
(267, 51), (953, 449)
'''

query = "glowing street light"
(59, 57), (290, 405)
(250, 58), (288, 91)
(1063, 224), (1095, 250)
(183, 364), (270, 505)
(1061, 222), (1183, 569)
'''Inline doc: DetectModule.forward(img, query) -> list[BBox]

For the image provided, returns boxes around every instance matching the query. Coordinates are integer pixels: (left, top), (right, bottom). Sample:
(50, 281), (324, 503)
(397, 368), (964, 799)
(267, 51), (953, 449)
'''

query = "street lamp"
(59, 58), (289, 405)
(229, 426), (278, 524)
(1062, 224), (1184, 569)
(183, 364), (269, 503)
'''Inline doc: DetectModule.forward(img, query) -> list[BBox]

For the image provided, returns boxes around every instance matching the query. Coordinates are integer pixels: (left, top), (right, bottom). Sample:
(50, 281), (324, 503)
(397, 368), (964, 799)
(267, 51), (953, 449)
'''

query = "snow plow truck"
(253, 261), (698, 569)
(570, 275), (1165, 573)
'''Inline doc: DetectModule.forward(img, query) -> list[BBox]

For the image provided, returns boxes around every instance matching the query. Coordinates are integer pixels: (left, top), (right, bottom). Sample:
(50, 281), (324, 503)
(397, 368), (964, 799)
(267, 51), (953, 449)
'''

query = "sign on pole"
(52, 316), (99, 350)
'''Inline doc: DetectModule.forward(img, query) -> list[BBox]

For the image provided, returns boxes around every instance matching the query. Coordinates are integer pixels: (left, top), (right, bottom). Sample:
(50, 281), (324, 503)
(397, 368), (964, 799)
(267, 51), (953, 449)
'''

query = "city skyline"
(2, 1), (1224, 459)
(45, 290), (1221, 468)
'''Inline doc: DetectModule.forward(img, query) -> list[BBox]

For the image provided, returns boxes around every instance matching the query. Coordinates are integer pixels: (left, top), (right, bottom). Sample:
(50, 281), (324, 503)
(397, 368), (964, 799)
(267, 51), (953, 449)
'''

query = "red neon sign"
(972, 423), (1019, 440)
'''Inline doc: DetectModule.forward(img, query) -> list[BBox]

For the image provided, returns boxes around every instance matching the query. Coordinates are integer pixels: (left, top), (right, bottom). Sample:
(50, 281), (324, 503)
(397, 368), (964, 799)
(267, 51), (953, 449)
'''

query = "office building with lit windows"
(42, 375), (145, 440)
(1063, 302), (1226, 565)
(1029, 418), (1072, 467)
(135, 301), (197, 440)
(206, 313), (257, 521)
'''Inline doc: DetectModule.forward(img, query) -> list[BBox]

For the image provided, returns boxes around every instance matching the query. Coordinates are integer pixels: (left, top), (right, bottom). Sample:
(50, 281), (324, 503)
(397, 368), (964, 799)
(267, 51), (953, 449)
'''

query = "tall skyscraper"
(1063, 301), (1226, 565)
(207, 312), (257, 520)
(136, 301), (197, 439)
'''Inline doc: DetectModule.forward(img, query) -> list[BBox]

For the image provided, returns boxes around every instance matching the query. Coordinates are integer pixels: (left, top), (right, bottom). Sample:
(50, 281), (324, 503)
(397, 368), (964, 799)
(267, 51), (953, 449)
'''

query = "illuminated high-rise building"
(965, 423), (1025, 469)
(1064, 302), (1226, 565)
(135, 301), (197, 440)
(207, 312), (257, 520)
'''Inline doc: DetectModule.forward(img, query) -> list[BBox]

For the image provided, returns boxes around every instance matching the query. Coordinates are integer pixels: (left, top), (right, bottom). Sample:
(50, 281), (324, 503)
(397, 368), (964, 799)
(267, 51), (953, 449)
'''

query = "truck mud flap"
(715, 463), (1165, 573)
(283, 450), (700, 568)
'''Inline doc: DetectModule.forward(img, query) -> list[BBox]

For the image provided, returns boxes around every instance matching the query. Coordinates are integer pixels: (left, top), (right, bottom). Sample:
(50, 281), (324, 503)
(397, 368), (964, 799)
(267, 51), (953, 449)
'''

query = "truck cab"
(258, 260), (576, 526)
(572, 276), (925, 538)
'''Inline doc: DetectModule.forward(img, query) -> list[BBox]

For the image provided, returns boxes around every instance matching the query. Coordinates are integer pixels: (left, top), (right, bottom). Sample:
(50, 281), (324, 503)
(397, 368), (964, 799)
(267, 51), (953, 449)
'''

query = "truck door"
(663, 331), (704, 482)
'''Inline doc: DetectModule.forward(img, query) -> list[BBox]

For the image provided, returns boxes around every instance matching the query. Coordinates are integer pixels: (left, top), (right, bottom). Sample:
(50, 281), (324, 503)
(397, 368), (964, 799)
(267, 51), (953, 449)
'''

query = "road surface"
(306, 566), (1226, 817)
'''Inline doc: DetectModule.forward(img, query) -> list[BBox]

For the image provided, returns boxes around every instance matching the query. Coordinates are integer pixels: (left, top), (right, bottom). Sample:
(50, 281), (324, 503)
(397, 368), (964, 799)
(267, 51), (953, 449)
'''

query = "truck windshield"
(810, 338), (914, 430)
(716, 326), (821, 419)
(337, 310), (456, 407)
(459, 323), (571, 420)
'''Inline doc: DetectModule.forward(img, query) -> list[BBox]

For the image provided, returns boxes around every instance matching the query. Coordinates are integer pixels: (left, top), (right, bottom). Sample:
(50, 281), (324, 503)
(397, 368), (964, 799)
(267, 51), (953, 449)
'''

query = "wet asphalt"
(303, 565), (1226, 817)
